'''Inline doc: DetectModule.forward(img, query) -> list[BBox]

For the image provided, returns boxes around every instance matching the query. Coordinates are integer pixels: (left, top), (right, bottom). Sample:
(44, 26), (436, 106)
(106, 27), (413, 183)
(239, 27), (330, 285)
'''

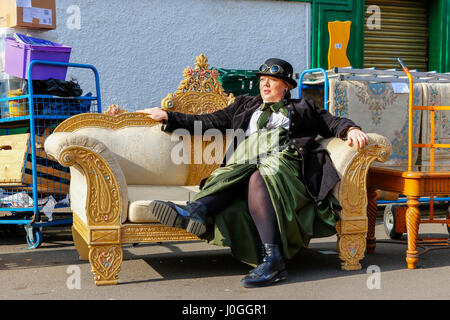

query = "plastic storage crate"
(0, 60), (101, 248)
(5, 37), (71, 80)
(215, 67), (260, 96)
(0, 73), (24, 99)
(0, 28), (59, 72)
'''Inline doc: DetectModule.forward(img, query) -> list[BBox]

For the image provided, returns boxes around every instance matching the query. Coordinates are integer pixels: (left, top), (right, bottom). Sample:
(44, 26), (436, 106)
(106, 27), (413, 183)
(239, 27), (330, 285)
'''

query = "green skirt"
(194, 127), (341, 267)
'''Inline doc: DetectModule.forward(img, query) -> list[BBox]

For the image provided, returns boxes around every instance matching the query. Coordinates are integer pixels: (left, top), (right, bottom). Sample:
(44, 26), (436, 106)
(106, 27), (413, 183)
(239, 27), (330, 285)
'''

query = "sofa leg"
(72, 226), (89, 261)
(337, 233), (366, 271)
(366, 187), (378, 254)
(89, 244), (123, 286)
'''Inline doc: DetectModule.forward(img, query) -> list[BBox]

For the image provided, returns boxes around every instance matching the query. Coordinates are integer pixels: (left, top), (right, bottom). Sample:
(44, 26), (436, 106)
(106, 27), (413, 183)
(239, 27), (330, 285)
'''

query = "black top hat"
(256, 58), (297, 89)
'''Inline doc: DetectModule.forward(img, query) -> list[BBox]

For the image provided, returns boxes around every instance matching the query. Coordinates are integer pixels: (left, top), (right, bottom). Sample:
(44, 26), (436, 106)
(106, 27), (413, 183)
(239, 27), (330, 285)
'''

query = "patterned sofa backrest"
(53, 54), (235, 186)
(53, 114), (192, 185)
(159, 54), (235, 185)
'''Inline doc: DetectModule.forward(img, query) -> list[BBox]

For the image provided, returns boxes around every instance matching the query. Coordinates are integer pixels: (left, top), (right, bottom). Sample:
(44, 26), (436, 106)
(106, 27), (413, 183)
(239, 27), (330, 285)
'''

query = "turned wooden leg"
(366, 186), (378, 254)
(72, 225), (89, 261)
(89, 244), (123, 286)
(405, 197), (420, 269)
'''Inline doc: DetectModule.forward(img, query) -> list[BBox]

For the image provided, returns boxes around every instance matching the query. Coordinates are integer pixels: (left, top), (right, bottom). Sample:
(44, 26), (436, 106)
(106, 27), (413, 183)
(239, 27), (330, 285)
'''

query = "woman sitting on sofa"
(137, 58), (368, 288)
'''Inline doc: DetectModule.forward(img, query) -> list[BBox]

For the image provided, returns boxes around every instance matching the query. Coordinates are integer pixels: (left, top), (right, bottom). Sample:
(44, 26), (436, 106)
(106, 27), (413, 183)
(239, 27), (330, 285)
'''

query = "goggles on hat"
(258, 64), (286, 76)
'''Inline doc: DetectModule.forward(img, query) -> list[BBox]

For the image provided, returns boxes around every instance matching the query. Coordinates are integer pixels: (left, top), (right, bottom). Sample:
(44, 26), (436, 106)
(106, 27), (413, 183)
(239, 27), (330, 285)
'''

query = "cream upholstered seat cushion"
(127, 185), (200, 223)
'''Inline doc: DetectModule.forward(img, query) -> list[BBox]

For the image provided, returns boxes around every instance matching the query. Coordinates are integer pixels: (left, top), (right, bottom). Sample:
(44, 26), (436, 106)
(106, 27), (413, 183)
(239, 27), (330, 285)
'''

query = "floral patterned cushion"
(328, 79), (423, 167)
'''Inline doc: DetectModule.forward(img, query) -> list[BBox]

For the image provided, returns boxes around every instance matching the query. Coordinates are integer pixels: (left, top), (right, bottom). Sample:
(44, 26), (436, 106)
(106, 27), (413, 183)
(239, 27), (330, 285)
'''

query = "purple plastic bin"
(4, 38), (72, 80)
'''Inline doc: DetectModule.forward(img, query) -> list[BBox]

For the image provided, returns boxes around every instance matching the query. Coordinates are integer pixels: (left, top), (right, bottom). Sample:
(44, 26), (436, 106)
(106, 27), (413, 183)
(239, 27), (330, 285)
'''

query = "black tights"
(197, 170), (281, 245)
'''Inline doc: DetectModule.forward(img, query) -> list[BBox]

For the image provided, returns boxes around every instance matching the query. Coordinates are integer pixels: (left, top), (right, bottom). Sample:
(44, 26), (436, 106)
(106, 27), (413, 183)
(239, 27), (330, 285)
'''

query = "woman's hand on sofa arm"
(346, 127), (369, 152)
(136, 107), (168, 122)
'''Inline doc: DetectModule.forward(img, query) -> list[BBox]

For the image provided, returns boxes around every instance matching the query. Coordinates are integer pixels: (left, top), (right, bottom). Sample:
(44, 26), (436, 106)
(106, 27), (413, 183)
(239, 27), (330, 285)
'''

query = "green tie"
(256, 101), (289, 130)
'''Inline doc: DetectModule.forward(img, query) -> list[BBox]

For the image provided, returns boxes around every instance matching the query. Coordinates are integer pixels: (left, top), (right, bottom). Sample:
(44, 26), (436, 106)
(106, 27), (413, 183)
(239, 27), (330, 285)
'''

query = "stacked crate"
(215, 68), (260, 96)
(0, 0), (67, 206)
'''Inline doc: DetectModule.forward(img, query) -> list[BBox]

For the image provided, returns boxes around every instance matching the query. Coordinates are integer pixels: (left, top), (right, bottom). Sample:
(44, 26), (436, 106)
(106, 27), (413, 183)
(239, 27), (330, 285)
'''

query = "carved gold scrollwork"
(121, 224), (199, 243)
(53, 112), (159, 133)
(90, 228), (120, 244)
(161, 93), (176, 110)
(161, 54), (235, 114)
(104, 104), (128, 116)
(337, 140), (391, 270)
(339, 144), (391, 219)
(159, 54), (236, 185)
(60, 147), (121, 226)
(89, 245), (123, 285)
(337, 233), (366, 270)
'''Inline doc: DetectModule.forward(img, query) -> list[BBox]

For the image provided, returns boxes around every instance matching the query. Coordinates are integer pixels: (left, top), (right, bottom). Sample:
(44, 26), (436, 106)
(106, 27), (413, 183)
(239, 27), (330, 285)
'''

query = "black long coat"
(161, 95), (360, 202)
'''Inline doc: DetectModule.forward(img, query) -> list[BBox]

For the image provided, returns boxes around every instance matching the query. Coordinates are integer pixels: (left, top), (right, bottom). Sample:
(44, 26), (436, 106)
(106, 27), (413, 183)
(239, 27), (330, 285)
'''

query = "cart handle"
(27, 60), (102, 112)
(397, 57), (408, 72)
(25, 60), (102, 217)
(299, 68), (329, 111)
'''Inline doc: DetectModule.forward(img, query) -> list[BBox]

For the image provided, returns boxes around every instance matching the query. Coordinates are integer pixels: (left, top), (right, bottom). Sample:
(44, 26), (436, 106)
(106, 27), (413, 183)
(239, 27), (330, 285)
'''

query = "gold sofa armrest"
(318, 133), (392, 270)
(44, 132), (128, 226)
(45, 132), (128, 285)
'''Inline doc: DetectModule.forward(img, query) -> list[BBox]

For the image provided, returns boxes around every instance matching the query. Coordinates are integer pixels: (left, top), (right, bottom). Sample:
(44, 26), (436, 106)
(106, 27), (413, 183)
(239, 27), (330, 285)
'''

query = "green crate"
(0, 127), (29, 135)
(216, 68), (258, 79)
(214, 67), (260, 96)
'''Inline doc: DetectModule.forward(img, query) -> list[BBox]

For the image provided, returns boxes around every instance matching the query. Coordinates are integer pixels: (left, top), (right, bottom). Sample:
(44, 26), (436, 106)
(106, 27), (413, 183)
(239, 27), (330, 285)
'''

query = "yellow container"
(8, 89), (29, 117)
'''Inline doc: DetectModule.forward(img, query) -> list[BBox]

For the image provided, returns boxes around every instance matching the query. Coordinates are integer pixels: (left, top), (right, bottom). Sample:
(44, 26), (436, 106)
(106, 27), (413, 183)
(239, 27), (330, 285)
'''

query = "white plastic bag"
(1, 192), (34, 208)
(40, 195), (57, 220)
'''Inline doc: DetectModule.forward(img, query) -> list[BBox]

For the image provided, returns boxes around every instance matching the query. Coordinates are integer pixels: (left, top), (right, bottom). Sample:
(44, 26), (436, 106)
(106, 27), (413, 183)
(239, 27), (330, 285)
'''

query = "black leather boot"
(240, 243), (287, 288)
(150, 200), (207, 236)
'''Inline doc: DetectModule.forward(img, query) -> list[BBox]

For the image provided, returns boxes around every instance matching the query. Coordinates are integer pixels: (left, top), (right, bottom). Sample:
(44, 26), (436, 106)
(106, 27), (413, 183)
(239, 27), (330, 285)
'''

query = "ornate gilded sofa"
(44, 55), (391, 285)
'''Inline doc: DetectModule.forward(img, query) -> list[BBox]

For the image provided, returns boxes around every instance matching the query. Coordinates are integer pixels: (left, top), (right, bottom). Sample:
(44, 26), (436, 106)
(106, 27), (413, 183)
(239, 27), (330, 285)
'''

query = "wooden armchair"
(44, 54), (391, 285)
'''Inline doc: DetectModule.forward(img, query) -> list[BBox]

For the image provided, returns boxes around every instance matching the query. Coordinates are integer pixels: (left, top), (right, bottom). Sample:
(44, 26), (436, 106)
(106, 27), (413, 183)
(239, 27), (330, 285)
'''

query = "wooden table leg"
(366, 186), (378, 254)
(405, 197), (420, 269)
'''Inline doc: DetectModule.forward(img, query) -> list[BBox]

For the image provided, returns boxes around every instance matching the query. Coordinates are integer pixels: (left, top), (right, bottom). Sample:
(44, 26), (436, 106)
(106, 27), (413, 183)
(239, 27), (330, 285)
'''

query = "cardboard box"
(0, 133), (70, 194)
(0, 0), (56, 30)
(0, 133), (29, 186)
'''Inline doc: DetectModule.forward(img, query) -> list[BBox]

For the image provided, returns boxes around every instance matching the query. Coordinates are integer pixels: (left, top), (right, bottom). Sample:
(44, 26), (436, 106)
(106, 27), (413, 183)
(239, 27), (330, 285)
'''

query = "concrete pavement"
(1, 216), (449, 301)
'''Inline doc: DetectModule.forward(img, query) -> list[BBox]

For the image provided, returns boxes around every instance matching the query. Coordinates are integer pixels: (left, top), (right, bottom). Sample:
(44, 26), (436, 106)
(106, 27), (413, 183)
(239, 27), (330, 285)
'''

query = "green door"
(303, 0), (449, 72)
(428, 0), (450, 72)
(310, 0), (365, 69)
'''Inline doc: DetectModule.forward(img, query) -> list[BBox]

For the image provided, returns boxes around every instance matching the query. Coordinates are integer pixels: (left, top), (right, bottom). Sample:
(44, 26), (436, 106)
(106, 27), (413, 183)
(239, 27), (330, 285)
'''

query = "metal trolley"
(0, 60), (101, 248)
(299, 66), (450, 239)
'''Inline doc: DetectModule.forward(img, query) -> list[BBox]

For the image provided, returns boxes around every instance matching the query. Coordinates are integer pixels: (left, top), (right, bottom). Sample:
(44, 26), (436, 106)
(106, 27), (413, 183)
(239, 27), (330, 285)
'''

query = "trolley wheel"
(25, 228), (42, 249)
(383, 204), (403, 240)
